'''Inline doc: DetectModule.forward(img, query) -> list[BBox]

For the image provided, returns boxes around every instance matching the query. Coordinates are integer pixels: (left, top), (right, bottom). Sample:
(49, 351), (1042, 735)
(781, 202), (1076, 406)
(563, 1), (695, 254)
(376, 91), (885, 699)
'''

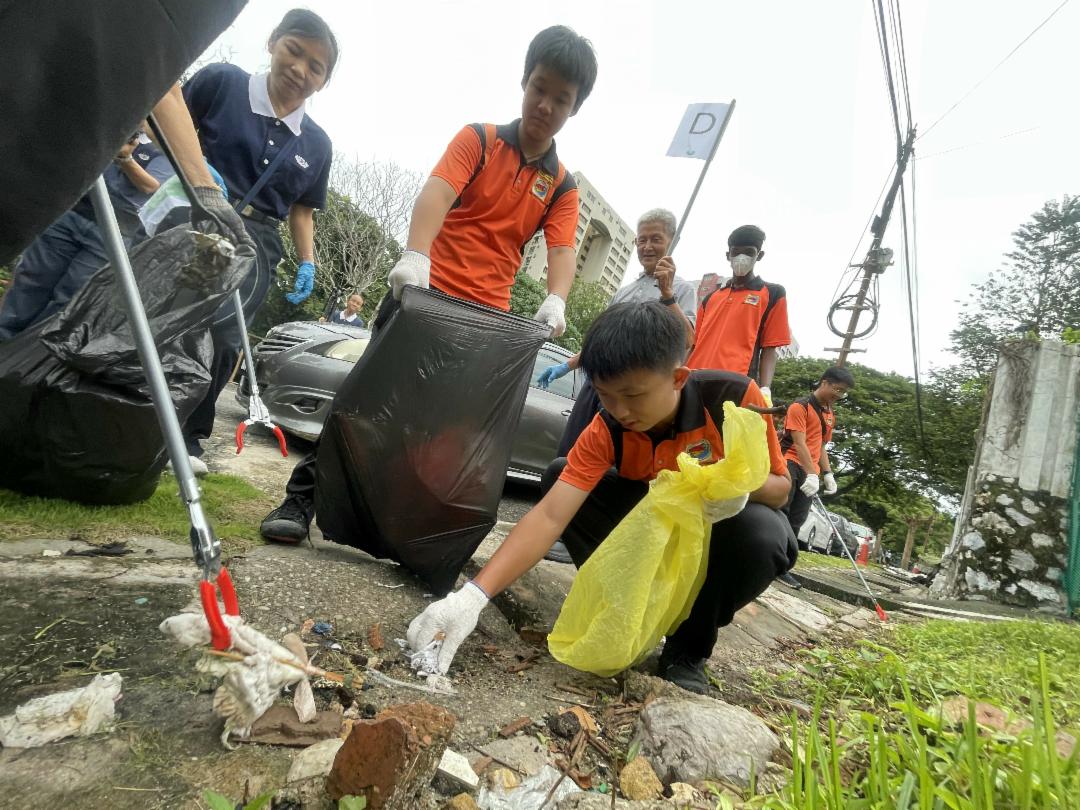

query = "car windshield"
(531, 349), (575, 399)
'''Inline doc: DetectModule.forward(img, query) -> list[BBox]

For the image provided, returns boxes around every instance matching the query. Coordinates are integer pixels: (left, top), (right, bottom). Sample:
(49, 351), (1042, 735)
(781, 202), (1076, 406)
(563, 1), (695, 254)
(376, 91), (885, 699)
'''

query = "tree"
(951, 195), (1080, 374)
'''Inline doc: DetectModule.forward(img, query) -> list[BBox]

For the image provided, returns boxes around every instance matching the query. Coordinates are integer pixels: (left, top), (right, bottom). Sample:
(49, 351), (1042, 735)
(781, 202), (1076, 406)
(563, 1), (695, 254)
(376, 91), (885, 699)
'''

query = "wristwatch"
(658, 295), (677, 306)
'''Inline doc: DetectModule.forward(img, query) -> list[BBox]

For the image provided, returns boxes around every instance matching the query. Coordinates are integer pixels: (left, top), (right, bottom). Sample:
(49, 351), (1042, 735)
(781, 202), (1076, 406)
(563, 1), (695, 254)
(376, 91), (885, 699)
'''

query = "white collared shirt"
(609, 271), (698, 325)
(247, 72), (305, 135)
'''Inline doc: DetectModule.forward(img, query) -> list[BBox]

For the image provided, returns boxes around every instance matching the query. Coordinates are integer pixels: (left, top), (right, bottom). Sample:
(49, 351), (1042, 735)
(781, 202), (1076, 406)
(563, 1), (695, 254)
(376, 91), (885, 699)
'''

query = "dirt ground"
(0, 388), (883, 808)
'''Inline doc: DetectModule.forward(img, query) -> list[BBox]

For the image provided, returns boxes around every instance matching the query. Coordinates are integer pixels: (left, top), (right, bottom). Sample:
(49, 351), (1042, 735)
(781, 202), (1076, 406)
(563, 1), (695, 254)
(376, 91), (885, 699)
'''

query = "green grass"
(728, 620), (1080, 808)
(0, 474), (275, 551)
(794, 551), (876, 572)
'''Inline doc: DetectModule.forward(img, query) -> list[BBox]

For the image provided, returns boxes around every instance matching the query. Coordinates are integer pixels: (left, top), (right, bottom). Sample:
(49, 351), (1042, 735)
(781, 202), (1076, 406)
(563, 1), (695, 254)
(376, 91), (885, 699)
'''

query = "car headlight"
(314, 338), (370, 363)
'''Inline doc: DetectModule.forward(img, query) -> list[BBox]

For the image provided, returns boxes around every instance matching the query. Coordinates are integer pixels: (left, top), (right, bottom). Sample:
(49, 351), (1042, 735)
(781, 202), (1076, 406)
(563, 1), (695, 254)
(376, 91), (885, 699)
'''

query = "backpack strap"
(450, 123), (496, 210)
(780, 395), (828, 455)
(747, 282), (786, 382)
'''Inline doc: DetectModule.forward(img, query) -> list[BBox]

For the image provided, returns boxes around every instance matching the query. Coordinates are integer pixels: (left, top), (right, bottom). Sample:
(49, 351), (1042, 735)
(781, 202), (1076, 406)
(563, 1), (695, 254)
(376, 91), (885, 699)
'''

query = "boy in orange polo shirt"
(260, 25), (598, 542)
(407, 303), (796, 694)
(686, 225), (791, 403)
(781, 365), (854, 539)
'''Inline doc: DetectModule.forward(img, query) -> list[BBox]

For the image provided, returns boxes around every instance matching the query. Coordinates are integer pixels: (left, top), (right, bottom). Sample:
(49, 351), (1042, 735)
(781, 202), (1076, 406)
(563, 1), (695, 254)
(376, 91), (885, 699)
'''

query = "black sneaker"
(657, 647), (708, 694)
(544, 540), (574, 564)
(259, 495), (312, 545)
(777, 571), (802, 590)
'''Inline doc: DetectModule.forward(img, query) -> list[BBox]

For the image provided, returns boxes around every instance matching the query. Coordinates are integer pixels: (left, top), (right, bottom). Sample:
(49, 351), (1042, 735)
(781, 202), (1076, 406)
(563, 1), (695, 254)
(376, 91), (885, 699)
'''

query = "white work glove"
(405, 581), (489, 675)
(822, 472), (837, 495)
(388, 250), (431, 299)
(800, 473), (820, 497)
(760, 386), (773, 407)
(533, 293), (567, 337)
(702, 492), (749, 523)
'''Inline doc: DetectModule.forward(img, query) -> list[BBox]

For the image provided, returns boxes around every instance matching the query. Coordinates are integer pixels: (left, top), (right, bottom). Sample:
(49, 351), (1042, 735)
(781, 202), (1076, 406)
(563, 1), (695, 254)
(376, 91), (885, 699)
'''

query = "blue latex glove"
(285, 261), (315, 304)
(537, 362), (571, 389)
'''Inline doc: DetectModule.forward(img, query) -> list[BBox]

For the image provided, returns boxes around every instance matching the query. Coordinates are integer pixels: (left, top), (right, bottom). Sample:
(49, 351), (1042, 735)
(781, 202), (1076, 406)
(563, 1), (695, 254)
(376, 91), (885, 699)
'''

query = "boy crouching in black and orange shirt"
(407, 303), (797, 694)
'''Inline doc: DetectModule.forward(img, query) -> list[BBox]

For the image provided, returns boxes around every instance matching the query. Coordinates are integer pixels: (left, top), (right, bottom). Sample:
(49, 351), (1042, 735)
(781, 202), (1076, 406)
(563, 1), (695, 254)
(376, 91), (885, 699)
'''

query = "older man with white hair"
(536, 207), (697, 562)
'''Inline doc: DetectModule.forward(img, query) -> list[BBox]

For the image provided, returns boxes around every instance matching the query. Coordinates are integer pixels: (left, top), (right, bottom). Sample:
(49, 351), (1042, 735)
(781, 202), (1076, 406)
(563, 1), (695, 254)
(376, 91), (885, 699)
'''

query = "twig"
(543, 694), (599, 709)
(540, 729), (585, 808)
(33, 616), (86, 640)
(374, 582), (405, 589)
(112, 787), (165, 792)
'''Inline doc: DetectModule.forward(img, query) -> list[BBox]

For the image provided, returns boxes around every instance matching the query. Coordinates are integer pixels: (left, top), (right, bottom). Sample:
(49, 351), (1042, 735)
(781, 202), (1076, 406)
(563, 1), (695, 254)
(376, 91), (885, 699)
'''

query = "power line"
(918, 0), (1071, 142)
(899, 176), (928, 453)
(873, 0), (904, 148)
(914, 126), (1040, 160)
(830, 163), (896, 305)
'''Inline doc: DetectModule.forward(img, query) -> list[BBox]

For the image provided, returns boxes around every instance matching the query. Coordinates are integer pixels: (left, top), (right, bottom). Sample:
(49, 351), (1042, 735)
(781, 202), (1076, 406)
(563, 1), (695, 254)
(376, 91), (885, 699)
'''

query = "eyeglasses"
(635, 235), (668, 247)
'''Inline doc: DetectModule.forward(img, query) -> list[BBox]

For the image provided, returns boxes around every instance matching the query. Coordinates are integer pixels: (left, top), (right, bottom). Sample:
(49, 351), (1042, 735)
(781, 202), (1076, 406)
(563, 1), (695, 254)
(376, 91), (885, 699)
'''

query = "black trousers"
(184, 216), (282, 453)
(541, 458), (798, 661)
(557, 377), (601, 457)
(782, 459), (813, 538)
(282, 292), (402, 507)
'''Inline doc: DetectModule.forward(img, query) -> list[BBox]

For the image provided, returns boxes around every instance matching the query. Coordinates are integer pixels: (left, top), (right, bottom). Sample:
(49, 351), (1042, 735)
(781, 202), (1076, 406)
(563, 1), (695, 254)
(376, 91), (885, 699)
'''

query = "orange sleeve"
(741, 382), (788, 477)
(542, 185), (579, 249)
(761, 292), (791, 348)
(784, 400), (806, 433)
(430, 125), (484, 196)
(560, 414), (616, 491)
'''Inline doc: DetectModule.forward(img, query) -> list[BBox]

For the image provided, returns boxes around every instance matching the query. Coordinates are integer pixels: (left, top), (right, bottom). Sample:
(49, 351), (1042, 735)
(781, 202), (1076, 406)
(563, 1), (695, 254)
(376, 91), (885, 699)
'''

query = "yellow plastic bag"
(547, 402), (771, 676)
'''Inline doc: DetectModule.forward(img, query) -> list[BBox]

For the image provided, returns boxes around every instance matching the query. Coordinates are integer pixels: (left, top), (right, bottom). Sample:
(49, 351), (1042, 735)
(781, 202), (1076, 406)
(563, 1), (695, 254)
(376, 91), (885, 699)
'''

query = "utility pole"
(827, 127), (916, 366)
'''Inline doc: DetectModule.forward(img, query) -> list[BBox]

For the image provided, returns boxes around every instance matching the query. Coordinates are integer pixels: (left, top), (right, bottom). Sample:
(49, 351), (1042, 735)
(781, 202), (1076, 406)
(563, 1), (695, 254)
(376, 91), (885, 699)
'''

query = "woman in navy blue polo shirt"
(180, 8), (337, 466)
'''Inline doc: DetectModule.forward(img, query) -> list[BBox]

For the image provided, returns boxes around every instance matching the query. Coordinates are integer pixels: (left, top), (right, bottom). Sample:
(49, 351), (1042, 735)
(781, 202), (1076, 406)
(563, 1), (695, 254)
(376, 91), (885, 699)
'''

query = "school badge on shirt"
(744, 294), (760, 305)
(294, 155), (309, 169)
(685, 438), (713, 462)
(531, 172), (553, 202)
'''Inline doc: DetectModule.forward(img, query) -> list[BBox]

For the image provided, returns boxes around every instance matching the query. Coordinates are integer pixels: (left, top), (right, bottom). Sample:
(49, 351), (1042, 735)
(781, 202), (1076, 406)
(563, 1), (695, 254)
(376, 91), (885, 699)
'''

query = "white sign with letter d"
(666, 102), (732, 160)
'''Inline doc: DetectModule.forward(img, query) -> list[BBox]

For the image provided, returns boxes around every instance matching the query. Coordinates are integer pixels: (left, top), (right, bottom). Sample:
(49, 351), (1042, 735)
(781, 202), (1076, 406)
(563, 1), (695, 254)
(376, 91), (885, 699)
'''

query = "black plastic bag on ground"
(0, 224), (254, 504)
(315, 287), (550, 594)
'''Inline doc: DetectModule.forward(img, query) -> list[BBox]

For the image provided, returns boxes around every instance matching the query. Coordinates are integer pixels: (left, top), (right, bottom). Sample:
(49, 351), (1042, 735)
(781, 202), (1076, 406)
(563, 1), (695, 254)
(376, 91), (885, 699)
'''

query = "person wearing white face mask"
(686, 225), (791, 405)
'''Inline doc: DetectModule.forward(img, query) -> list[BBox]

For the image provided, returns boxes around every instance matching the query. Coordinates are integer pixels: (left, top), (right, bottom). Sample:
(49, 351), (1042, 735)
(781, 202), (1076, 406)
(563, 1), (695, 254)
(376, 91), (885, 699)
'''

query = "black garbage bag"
(0, 224), (254, 505)
(315, 287), (550, 594)
(0, 0), (246, 265)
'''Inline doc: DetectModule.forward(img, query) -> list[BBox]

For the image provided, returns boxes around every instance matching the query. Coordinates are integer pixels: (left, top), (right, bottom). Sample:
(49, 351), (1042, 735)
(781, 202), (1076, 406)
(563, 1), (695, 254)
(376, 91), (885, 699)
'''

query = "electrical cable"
(918, 0), (1070, 142)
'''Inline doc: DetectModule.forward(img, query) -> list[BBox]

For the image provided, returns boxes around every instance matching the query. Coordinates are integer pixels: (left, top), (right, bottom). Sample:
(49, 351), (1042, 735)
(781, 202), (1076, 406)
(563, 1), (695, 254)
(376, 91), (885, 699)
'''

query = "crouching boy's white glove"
(405, 581), (489, 674)
(388, 250), (431, 299)
(533, 293), (567, 337)
(702, 492), (749, 523)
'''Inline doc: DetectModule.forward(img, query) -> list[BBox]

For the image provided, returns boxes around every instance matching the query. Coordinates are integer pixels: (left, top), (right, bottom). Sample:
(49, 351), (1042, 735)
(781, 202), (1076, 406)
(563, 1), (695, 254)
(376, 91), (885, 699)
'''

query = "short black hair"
(523, 26), (598, 114)
(580, 303), (685, 381)
(271, 9), (340, 79)
(728, 224), (765, 249)
(821, 366), (856, 388)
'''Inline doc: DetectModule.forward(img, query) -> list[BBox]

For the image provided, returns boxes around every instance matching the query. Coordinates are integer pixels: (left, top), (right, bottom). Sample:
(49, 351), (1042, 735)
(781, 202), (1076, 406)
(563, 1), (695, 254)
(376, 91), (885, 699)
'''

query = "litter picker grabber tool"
(811, 494), (889, 622)
(145, 115), (287, 459)
(88, 178), (239, 651)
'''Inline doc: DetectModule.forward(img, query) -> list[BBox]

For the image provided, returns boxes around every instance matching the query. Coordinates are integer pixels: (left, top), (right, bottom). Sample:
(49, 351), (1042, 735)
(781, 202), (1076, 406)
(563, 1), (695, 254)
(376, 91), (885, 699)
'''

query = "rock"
(437, 748), (480, 794)
(972, 512), (1015, 536)
(941, 698), (1009, 731)
(1018, 579), (1061, 604)
(1032, 533), (1055, 548)
(755, 761), (791, 794)
(445, 794), (481, 810)
(1007, 550), (1036, 573)
(1056, 731), (1076, 759)
(963, 568), (998, 592)
(1021, 497), (1039, 515)
(486, 768), (521, 790)
(622, 670), (674, 703)
(620, 756), (663, 800)
(557, 795), (670, 809)
(668, 782), (700, 806)
(327, 700), (456, 808)
(1004, 507), (1035, 528)
(638, 695), (779, 787)
(995, 494), (1014, 507)
(1046, 567), (1062, 582)
(475, 735), (552, 777)
(0, 672), (122, 748)
(245, 704), (342, 747)
(287, 738), (345, 783)
(960, 531), (985, 552)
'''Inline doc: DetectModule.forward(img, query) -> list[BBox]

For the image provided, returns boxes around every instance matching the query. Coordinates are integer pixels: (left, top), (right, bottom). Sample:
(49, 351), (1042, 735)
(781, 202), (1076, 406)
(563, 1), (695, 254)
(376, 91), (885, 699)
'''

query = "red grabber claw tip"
(217, 567), (240, 616)
(200, 580), (231, 650)
(235, 422), (246, 454)
(272, 425), (288, 457)
(875, 604), (889, 622)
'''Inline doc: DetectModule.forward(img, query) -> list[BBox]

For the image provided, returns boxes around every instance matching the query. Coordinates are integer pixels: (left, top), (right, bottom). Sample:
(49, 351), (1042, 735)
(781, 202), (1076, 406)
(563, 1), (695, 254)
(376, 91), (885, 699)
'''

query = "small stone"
(941, 698), (1009, 731)
(487, 768), (520, 790)
(42, 549), (62, 558)
(964, 568), (998, 592)
(443, 795), (480, 810)
(960, 531), (985, 552)
(436, 748), (479, 794)
(668, 782), (699, 805)
(620, 756), (663, 800)
(1007, 550), (1037, 573)
(1004, 507), (1035, 528)
(474, 735), (550, 777)
(972, 511), (1015, 536)
(287, 738), (344, 783)
(1032, 533), (1056, 548)
(995, 494), (1014, 507)
(1045, 567), (1062, 582)
(1020, 497), (1039, 515)
(1057, 731), (1076, 759)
